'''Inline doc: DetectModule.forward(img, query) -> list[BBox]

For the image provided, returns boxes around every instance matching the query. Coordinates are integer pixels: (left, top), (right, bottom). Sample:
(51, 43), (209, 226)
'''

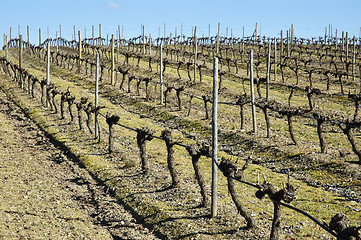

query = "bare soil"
(1, 44), (361, 239)
(0, 88), (160, 239)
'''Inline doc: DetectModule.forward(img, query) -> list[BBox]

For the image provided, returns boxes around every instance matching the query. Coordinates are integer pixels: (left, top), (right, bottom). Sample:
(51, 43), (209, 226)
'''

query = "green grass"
(1, 45), (361, 239)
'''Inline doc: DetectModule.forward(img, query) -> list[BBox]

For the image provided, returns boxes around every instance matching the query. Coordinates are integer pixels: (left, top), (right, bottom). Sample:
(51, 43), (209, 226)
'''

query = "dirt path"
(0, 89), (160, 239)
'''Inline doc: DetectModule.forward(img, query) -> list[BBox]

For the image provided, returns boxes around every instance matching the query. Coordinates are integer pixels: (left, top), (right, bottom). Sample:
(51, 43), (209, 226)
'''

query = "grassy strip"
(1, 48), (361, 239)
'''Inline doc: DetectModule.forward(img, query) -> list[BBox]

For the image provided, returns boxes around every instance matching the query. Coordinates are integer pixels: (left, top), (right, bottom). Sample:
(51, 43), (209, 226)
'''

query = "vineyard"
(1, 29), (361, 239)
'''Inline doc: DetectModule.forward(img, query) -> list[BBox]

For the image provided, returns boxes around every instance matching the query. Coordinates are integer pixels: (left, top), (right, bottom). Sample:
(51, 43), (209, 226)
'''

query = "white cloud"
(107, 1), (121, 9)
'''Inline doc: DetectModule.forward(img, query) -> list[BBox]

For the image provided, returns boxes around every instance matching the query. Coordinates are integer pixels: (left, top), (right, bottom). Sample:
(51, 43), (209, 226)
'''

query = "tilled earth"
(0, 88), (160, 239)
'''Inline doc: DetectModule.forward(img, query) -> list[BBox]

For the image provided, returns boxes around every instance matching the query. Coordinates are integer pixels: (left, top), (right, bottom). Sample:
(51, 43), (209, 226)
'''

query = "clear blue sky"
(1, 0), (360, 45)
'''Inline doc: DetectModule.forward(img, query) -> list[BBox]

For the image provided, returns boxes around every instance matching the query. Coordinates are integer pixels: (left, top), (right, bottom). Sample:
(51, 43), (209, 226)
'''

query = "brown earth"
(0, 87), (161, 239)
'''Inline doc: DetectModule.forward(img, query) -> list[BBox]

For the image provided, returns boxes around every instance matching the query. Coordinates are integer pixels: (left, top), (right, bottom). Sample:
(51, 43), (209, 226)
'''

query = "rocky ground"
(0, 87), (160, 239)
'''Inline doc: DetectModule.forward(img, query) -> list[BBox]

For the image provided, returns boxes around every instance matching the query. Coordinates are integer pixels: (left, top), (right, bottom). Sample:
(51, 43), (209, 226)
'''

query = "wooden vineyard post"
(92, 25), (95, 46)
(5, 35), (8, 61)
(19, 35), (23, 88)
(353, 36), (355, 81)
(164, 23), (166, 45)
(160, 44), (164, 105)
(181, 23), (183, 40)
(56, 31), (59, 53)
(174, 28), (177, 60)
(208, 24), (211, 42)
(287, 30), (290, 57)
(216, 22), (220, 56)
(194, 26), (197, 83)
(250, 49), (257, 133)
(46, 42), (50, 108)
(117, 25), (120, 62)
(149, 33), (152, 57)
(211, 57), (218, 218)
(255, 23), (258, 43)
(73, 25), (76, 42)
(27, 25), (29, 52)
(95, 54), (100, 140)
(242, 26), (245, 52)
(266, 41), (271, 101)
(99, 24), (102, 45)
(280, 30), (283, 59)
(39, 28), (41, 46)
(346, 32), (349, 61)
(111, 34), (115, 85)
(78, 31), (82, 73)
(142, 25), (145, 55)
(274, 37), (277, 82)
(121, 25), (124, 46)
